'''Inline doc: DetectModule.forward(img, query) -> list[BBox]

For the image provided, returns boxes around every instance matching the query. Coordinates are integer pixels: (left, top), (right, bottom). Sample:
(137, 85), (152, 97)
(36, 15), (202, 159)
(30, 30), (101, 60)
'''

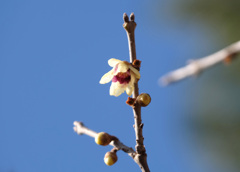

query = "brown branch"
(160, 40), (240, 85)
(123, 13), (150, 172)
(73, 121), (136, 158)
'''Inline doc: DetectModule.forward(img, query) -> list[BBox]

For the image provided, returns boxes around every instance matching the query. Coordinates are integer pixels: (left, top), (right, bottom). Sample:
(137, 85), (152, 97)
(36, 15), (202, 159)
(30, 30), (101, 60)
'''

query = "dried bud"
(126, 97), (136, 106)
(95, 132), (112, 146)
(132, 59), (141, 70)
(137, 93), (151, 107)
(104, 151), (118, 166)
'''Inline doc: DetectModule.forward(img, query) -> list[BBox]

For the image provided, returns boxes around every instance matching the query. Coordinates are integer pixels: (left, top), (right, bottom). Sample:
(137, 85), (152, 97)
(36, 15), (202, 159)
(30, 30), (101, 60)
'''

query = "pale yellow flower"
(99, 58), (140, 97)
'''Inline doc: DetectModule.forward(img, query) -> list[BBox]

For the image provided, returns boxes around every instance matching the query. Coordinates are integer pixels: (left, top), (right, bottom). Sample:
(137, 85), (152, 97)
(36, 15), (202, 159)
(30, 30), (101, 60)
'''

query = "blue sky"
(0, 0), (237, 172)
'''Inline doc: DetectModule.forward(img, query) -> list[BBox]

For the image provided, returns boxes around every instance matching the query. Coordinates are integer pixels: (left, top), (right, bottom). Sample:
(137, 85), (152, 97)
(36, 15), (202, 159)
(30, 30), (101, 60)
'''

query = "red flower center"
(112, 71), (131, 84)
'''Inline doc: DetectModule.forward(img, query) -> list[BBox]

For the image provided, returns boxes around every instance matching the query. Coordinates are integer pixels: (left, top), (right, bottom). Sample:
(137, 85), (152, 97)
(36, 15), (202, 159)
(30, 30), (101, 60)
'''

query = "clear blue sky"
(0, 0), (234, 172)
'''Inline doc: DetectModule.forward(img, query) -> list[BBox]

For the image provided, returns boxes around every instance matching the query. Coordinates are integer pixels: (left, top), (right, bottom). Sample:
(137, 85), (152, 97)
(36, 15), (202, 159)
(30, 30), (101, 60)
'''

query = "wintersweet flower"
(99, 58), (140, 97)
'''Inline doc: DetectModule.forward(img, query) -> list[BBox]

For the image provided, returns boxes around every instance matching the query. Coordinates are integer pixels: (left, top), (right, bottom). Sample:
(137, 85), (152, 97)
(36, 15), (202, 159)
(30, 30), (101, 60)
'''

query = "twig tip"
(158, 77), (170, 86)
(73, 121), (84, 135)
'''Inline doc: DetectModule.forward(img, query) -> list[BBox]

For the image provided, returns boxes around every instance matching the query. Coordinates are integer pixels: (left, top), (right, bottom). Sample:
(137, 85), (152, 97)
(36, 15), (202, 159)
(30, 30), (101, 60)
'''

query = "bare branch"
(160, 40), (240, 85)
(73, 121), (97, 137)
(73, 121), (136, 158)
(123, 13), (150, 172)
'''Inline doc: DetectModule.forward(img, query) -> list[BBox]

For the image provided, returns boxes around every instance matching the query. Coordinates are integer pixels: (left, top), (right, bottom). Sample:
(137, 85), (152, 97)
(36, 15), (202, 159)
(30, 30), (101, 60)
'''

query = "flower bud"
(104, 151), (118, 166)
(137, 93), (151, 107)
(95, 132), (112, 146)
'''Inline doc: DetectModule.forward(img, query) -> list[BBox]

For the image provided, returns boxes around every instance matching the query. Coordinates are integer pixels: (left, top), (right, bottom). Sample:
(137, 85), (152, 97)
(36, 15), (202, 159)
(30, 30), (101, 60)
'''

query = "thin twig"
(123, 13), (150, 172)
(160, 40), (240, 85)
(73, 121), (136, 158)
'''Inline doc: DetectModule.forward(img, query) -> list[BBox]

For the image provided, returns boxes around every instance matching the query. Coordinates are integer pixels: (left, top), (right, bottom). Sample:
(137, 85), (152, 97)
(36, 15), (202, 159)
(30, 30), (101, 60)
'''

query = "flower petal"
(99, 68), (114, 84)
(130, 71), (136, 83)
(115, 61), (129, 74)
(129, 65), (140, 79)
(126, 85), (133, 96)
(126, 71), (136, 96)
(110, 82), (126, 97)
(108, 58), (122, 67)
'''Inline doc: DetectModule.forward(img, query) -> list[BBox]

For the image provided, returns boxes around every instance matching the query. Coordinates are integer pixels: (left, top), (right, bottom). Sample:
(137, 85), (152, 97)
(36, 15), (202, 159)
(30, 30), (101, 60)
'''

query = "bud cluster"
(126, 93), (151, 107)
(95, 132), (119, 166)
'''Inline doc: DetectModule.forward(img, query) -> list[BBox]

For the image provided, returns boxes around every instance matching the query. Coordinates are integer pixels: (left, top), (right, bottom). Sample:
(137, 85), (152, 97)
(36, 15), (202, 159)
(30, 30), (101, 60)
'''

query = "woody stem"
(123, 13), (150, 172)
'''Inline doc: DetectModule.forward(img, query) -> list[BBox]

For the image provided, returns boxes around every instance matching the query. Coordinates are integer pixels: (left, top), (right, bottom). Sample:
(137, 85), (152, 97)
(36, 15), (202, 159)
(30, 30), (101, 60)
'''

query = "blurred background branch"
(160, 40), (240, 85)
(152, 0), (240, 171)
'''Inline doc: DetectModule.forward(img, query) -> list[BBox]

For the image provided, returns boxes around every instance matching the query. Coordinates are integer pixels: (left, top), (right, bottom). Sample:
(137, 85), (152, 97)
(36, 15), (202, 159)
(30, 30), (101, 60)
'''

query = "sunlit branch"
(123, 13), (150, 172)
(73, 121), (136, 157)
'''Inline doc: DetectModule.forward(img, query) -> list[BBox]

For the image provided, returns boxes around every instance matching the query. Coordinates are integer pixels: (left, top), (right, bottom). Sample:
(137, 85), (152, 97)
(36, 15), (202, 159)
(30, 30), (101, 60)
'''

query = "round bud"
(95, 132), (112, 146)
(137, 93), (151, 107)
(104, 152), (118, 166)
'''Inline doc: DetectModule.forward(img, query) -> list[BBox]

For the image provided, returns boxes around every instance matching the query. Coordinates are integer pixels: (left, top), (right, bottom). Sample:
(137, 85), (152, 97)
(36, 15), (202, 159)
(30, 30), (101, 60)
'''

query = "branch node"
(135, 145), (146, 154)
(110, 135), (119, 141)
(111, 147), (119, 153)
